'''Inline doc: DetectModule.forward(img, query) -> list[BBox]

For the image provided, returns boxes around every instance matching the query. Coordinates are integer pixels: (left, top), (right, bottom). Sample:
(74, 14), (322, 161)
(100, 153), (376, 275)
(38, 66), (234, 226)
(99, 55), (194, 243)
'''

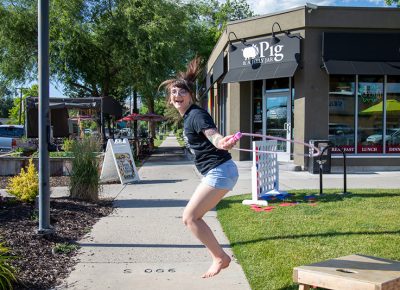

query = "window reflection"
(386, 76), (400, 153)
(328, 75), (355, 153)
(358, 76), (384, 153)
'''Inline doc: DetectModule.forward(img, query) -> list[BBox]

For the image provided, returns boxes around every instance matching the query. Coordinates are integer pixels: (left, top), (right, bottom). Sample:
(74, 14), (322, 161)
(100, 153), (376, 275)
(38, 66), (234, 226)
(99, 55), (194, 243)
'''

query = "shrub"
(69, 137), (101, 202)
(6, 159), (38, 203)
(0, 243), (16, 290)
(52, 243), (79, 255)
(62, 138), (75, 152)
(175, 128), (183, 140)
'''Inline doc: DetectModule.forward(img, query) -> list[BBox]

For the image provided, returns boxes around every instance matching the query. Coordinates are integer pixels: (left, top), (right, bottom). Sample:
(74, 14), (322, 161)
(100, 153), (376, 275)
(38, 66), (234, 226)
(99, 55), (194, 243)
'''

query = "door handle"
(284, 123), (291, 133)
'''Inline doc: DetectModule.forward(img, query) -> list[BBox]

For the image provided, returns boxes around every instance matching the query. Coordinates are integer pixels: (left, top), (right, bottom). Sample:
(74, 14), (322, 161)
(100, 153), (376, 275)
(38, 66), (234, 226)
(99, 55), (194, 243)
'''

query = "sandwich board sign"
(100, 138), (140, 184)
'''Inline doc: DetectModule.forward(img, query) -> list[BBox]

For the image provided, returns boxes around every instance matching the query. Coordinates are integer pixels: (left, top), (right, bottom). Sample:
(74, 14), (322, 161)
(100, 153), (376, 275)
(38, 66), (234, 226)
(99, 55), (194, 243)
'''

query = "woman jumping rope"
(160, 57), (239, 278)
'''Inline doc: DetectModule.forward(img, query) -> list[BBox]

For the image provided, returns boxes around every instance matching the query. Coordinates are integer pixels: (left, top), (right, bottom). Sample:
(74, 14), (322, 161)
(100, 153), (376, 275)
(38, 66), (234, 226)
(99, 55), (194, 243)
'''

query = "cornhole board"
(293, 254), (400, 290)
(100, 138), (140, 184)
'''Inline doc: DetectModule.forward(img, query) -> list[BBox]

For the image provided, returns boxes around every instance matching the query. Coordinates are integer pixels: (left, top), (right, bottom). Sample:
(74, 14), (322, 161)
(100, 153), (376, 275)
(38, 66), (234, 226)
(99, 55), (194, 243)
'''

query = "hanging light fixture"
(228, 31), (251, 52)
(270, 22), (303, 45)
(271, 22), (282, 45)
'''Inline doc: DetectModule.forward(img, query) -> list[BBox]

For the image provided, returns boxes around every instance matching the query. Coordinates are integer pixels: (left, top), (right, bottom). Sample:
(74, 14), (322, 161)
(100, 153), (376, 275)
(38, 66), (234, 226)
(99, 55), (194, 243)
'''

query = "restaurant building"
(202, 5), (400, 171)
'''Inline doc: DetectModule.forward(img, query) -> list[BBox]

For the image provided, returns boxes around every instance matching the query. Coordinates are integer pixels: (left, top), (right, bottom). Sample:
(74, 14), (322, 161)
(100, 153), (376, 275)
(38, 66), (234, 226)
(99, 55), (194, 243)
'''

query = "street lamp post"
(38, 0), (53, 235)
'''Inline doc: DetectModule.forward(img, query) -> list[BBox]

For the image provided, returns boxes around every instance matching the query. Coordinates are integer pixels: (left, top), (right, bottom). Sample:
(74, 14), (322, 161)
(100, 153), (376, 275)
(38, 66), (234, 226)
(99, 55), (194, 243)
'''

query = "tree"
(385, 0), (400, 6)
(0, 1), (38, 85)
(0, 93), (14, 118)
(123, 0), (198, 139)
(8, 85), (38, 125)
(0, 0), (254, 140)
(0, 1), (138, 101)
(164, 104), (182, 131)
(190, 0), (254, 42)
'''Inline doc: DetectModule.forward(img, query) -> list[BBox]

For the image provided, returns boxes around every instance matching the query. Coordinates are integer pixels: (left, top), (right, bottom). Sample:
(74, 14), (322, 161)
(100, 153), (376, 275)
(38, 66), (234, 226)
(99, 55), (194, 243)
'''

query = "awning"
(34, 102), (98, 109)
(212, 52), (225, 82)
(222, 61), (298, 83)
(323, 60), (400, 75)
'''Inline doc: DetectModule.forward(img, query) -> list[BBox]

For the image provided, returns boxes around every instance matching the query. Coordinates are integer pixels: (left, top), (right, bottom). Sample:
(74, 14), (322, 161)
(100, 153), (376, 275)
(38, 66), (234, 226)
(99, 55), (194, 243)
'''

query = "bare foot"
(201, 254), (231, 278)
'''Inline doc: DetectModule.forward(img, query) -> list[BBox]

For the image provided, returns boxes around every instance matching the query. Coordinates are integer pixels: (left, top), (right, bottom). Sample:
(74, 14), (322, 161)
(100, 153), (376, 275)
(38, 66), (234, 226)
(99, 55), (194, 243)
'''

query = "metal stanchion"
(318, 145), (350, 196)
(318, 159), (325, 195)
(335, 147), (350, 195)
(318, 146), (329, 195)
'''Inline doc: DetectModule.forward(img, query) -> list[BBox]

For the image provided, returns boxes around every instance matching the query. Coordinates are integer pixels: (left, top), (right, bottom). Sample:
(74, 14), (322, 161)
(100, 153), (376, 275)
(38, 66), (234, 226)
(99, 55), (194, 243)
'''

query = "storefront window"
(207, 89), (213, 115)
(265, 78), (289, 92)
(265, 78), (290, 152)
(386, 76), (400, 153)
(357, 76), (384, 153)
(328, 75), (355, 153)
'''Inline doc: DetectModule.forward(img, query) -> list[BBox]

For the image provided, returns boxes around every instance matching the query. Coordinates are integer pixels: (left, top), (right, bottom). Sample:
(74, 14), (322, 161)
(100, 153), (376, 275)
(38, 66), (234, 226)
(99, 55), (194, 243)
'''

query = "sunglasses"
(170, 88), (189, 97)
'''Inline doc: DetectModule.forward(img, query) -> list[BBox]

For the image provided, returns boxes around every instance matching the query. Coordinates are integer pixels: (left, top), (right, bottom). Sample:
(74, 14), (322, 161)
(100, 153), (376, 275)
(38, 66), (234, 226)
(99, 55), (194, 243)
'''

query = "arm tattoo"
(203, 128), (223, 149)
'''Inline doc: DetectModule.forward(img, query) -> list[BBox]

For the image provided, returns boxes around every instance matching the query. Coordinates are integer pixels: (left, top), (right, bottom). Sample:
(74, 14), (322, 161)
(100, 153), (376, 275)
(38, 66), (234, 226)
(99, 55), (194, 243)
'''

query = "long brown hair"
(159, 56), (202, 104)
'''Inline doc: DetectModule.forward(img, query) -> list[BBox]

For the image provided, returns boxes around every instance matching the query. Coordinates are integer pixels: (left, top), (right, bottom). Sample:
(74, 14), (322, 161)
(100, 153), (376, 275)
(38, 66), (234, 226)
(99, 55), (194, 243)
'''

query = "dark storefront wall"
(293, 28), (330, 167)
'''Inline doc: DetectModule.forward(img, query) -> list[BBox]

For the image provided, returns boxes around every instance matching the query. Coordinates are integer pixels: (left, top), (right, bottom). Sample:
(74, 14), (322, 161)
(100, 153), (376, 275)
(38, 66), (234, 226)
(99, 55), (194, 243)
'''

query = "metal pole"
(38, 0), (53, 234)
(133, 90), (138, 139)
(318, 146), (330, 195)
(319, 160), (323, 195)
(16, 87), (27, 125)
(342, 148), (347, 194)
(18, 88), (23, 125)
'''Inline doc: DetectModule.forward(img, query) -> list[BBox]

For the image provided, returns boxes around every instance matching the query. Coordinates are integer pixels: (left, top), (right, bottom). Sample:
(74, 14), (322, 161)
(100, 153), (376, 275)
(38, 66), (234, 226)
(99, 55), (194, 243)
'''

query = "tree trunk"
(133, 90), (138, 139)
(147, 96), (155, 149)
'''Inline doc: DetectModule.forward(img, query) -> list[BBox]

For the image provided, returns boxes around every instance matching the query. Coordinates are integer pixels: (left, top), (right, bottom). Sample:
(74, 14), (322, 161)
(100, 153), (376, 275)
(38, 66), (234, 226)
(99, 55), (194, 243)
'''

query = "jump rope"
(228, 132), (322, 157)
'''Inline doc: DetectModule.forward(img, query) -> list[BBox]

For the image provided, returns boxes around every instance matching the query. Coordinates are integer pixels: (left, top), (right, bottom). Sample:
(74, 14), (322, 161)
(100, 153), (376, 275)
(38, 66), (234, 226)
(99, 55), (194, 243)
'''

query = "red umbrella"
(117, 113), (140, 122)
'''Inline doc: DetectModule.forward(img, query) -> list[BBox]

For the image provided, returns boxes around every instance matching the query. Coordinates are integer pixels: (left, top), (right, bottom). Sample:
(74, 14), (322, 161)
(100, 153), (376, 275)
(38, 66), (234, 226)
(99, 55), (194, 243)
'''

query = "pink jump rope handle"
(228, 132), (243, 145)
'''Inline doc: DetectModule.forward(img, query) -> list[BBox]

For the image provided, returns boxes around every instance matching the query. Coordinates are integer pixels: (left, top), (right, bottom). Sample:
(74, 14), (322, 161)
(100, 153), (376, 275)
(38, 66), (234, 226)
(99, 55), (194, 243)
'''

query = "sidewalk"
(58, 136), (251, 290)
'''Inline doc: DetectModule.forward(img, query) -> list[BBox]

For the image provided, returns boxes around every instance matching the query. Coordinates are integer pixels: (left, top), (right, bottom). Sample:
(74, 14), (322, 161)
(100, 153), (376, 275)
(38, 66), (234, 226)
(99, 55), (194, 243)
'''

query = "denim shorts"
(202, 159), (239, 190)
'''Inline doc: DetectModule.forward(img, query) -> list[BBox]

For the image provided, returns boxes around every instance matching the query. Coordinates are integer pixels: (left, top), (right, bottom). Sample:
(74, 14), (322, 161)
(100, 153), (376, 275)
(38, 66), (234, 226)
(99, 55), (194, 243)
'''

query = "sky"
(45, 0), (394, 98)
(246, 0), (392, 15)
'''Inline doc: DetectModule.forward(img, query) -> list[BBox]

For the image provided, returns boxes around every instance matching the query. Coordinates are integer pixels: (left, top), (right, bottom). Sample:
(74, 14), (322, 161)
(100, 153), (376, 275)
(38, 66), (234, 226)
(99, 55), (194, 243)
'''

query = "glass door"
(263, 90), (292, 161)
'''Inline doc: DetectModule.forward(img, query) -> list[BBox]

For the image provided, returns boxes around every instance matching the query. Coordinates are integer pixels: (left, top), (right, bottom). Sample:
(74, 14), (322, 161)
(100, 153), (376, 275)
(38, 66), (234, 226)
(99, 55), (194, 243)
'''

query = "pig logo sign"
(241, 41), (285, 66)
(242, 44), (259, 61)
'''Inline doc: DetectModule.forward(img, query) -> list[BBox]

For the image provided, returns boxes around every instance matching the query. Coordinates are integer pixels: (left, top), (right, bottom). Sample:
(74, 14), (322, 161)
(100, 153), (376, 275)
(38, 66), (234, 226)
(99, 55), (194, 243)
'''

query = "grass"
(52, 242), (80, 255)
(154, 135), (165, 148)
(217, 189), (400, 290)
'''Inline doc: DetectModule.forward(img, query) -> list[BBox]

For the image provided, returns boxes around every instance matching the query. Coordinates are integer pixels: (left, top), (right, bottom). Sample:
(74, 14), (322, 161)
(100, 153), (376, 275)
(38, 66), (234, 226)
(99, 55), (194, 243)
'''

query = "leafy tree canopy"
(8, 84), (38, 125)
(0, 0), (254, 131)
(385, 0), (400, 6)
(0, 95), (13, 118)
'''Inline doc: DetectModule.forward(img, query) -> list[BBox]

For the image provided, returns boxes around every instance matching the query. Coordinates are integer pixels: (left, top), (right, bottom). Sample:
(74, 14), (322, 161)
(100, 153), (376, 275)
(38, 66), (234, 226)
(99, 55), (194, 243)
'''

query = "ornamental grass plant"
(69, 137), (101, 202)
(0, 243), (16, 290)
(217, 189), (400, 290)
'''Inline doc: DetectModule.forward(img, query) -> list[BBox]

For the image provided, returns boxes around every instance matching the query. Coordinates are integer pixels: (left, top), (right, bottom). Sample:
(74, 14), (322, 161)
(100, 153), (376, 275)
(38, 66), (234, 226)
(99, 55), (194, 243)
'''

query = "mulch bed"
(0, 176), (71, 190)
(0, 196), (114, 289)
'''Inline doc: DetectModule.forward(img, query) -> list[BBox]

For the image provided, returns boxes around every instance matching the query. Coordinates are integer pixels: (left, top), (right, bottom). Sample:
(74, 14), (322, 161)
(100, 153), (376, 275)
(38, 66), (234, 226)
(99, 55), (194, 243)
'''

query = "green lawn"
(217, 189), (400, 290)
(153, 135), (165, 147)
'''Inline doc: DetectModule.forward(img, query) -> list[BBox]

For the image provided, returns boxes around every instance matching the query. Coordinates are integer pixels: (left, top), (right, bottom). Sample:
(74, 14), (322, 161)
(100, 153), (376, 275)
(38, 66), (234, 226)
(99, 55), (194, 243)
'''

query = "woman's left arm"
(203, 128), (237, 150)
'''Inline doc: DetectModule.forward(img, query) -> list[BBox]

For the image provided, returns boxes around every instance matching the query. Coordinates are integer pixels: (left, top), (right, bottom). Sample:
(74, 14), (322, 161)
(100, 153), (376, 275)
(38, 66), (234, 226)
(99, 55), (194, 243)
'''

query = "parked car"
(0, 125), (37, 153)
(366, 128), (399, 144)
(83, 128), (93, 135)
(328, 123), (355, 146)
